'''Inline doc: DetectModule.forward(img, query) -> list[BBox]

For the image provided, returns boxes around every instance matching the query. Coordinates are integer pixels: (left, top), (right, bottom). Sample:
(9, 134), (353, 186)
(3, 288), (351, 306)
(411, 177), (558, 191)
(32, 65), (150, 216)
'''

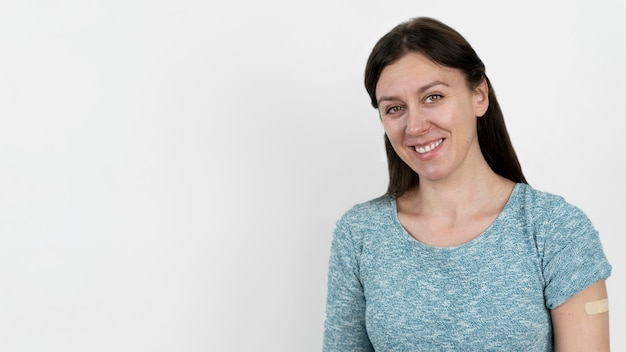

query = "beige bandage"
(585, 298), (609, 315)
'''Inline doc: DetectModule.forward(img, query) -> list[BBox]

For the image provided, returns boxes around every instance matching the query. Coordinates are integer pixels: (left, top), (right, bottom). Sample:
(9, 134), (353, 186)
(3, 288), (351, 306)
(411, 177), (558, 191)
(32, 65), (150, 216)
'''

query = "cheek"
(381, 117), (402, 133)
(445, 103), (477, 128)
(382, 122), (403, 144)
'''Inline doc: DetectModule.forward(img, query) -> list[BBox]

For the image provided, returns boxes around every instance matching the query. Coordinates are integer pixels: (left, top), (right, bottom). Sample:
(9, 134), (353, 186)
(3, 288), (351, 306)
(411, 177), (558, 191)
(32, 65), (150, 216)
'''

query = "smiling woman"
(323, 17), (612, 351)
(376, 52), (490, 186)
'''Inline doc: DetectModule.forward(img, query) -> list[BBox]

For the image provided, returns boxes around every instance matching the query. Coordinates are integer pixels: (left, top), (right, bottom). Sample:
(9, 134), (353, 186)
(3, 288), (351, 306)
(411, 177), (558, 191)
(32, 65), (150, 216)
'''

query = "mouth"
(414, 138), (443, 154)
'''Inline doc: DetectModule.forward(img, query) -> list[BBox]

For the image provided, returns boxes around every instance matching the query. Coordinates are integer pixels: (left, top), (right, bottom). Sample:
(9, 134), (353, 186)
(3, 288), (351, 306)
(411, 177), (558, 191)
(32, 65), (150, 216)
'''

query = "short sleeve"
(541, 201), (612, 309)
(323, 217), (375, 352)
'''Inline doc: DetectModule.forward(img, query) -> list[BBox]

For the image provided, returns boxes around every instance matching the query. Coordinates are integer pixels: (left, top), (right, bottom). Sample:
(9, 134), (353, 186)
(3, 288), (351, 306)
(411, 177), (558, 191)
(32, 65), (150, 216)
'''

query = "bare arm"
(551, 280), (610, 351)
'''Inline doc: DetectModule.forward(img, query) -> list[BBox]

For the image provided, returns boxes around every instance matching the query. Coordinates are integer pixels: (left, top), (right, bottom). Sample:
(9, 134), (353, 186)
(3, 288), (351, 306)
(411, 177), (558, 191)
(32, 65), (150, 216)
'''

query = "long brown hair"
(364, 17), (527, 197)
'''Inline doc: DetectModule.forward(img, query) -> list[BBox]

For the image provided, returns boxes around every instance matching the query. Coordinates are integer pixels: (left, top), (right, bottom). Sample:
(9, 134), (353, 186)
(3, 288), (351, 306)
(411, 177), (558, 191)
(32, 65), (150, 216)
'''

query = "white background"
(0, 0), (624, 351)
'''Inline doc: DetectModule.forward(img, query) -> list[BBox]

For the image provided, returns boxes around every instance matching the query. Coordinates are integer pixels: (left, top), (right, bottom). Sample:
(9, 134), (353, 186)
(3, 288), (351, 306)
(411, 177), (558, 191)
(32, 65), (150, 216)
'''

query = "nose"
(406, 106), (430, 135)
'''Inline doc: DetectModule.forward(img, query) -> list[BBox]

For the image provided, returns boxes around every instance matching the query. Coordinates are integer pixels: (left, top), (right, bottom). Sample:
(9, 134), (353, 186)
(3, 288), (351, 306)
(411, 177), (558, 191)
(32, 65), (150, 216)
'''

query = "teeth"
(414, 139), (442, 154)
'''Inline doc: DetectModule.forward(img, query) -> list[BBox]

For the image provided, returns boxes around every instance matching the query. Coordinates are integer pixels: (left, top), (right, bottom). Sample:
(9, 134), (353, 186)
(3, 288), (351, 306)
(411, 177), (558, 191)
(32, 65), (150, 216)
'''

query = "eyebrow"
(377, 80), (450, 105)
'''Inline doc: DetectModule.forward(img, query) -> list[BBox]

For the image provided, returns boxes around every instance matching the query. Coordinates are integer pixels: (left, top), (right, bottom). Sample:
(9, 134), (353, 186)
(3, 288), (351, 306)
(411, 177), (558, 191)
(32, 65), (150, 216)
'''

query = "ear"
(473, 78), (489, 118)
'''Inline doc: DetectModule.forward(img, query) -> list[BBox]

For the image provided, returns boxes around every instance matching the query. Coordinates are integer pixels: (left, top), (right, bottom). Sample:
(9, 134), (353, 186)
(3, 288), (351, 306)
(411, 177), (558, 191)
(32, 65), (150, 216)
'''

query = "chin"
(415, 169), (451, 183)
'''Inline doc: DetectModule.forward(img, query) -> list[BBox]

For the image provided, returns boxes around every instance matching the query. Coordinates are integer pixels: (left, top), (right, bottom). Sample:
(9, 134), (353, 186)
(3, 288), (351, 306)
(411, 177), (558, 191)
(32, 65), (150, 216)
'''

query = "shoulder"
(514, 183), (588, 224)
(515, 183), (568, 208)
(514, 185), (613, 308)
(507, 183), (600, 260)
(332, 195), (395, 247)
(330, 195), (395, 262)
(336, 194), (394, 228)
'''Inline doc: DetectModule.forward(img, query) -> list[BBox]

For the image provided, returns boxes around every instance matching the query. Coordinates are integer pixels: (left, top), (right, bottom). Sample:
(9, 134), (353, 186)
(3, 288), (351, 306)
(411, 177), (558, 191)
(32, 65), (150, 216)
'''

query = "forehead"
(375, 52), (464, 95)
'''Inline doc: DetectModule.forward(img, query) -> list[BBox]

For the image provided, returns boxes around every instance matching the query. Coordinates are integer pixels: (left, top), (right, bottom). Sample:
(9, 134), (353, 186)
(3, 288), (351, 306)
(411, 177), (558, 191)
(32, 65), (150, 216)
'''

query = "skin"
(375, 51), (513, 247)
(376, 51), (610, 348)
(551, 280), (610, 351)
(377, 53), (488, 187)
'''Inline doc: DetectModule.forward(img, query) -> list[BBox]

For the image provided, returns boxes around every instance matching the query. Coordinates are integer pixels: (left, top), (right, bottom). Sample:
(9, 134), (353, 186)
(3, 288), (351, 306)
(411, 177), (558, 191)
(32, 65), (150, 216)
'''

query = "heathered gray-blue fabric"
(323, 183), (612, 351)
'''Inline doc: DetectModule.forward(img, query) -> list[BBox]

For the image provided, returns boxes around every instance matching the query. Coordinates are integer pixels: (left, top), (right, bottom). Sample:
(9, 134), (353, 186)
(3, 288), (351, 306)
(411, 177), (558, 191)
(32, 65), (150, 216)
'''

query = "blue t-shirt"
(323, 183), (612, 351)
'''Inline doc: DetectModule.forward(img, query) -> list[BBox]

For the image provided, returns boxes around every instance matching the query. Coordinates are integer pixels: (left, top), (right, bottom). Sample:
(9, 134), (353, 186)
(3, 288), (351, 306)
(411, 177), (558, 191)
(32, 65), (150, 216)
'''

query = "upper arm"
(323, 221), (374, 352)
(550, 280), (609, 352)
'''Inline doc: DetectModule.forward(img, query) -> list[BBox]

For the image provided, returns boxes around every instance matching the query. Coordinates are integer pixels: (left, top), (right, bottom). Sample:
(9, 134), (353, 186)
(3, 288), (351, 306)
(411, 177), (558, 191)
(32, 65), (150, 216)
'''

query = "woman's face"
(375, 52), (489, 184)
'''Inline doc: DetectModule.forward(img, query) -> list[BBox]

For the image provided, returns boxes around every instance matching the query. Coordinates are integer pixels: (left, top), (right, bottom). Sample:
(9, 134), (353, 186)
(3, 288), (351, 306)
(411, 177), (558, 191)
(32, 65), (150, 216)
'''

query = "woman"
(323, 17), (611, 351)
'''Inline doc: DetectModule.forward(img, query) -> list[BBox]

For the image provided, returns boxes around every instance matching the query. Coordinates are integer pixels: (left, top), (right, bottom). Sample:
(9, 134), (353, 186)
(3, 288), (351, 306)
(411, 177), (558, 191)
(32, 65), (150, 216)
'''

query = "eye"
(424, 94), (443, 104)
(385, 106), (403, 114)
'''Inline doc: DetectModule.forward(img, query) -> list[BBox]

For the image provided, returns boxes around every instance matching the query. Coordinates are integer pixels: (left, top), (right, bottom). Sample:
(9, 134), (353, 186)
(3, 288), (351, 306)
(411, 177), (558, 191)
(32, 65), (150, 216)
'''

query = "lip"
(411, 138), (444, 159)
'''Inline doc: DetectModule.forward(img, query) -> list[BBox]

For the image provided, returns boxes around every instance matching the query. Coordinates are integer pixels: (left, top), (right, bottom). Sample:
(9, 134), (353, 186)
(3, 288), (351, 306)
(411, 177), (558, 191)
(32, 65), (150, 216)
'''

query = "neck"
(401, 162), (514, 219)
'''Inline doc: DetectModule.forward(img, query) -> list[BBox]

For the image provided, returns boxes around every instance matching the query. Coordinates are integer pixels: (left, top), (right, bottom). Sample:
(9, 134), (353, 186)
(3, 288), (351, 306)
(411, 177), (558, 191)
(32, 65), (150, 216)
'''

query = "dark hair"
(364, 17), (527, 197)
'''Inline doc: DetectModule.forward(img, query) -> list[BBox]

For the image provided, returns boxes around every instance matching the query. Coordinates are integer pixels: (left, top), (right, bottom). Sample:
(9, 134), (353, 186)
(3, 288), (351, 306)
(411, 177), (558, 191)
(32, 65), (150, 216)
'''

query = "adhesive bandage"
(584, 298), (609, 315)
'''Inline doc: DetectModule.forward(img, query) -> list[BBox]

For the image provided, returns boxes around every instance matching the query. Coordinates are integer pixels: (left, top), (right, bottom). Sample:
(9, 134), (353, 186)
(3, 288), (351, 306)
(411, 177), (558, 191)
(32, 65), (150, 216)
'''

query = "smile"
(414, 139), (443, 154)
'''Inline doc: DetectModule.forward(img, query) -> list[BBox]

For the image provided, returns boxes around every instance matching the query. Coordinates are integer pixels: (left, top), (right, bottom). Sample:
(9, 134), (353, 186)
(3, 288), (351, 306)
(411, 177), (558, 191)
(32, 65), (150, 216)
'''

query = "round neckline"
(388, 183), (522, 251)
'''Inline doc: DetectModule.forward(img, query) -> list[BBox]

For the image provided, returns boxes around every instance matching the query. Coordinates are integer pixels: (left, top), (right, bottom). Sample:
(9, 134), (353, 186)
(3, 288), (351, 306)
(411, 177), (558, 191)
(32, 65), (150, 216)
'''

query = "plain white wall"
(0, 0), (623, 351)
